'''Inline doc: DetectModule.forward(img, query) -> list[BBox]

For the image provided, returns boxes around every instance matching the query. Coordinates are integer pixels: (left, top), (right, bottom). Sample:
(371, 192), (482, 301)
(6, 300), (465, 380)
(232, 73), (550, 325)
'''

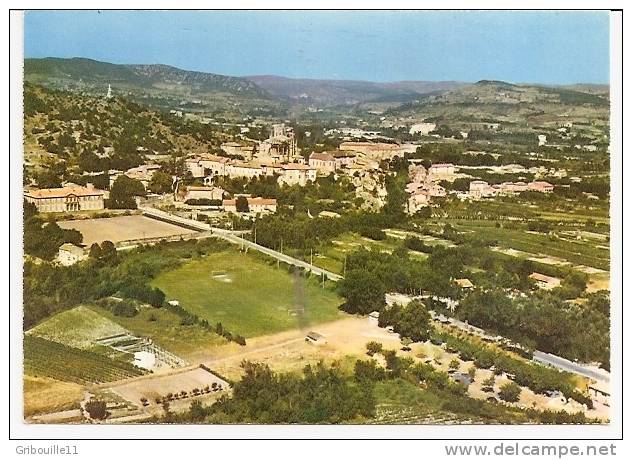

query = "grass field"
(23, 375), (84, 417)
(24, 335), (146, 384)
(152, 250), (344, 337)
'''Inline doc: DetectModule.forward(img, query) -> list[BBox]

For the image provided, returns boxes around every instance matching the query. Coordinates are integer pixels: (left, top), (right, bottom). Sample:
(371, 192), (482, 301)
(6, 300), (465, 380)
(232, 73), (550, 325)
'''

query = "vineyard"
(24, 336), (147, 384)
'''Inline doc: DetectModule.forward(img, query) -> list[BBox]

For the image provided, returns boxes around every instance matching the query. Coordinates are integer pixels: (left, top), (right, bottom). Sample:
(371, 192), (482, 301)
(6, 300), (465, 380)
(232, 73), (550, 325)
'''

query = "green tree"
(88, 243), (102, 259)
(108, 175), (146, 209)
(393, 300), (433, 342)
(148, 171), (173, 194)
(235, 196), (250, 213)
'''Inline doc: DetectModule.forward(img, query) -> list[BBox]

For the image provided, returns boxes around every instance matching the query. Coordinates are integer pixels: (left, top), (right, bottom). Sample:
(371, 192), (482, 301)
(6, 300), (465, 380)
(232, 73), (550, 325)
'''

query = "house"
(222, 197), (277, 214)
(185, 157), (206, 178)
(332, 151), (356, 169)
(305, 331), (327, 345)
(220, 142), (255, 160)
(409, 122), (436, 136)
(183, 186), (225, 202)
(528, 181), (554, 193)
(278, 164), (317, 186)
(225, 162), (264, 180)
(308, 152), (336, 174)
(469, 180), (495, 199)
(428, 163), (456, 179)
(57, 243), (86, 266)
(199, 155), (231, 177)
(529, 272), (561, 290)
(24, 184), (105, 213)
(124, 164), (161, 188)
(455, 278), (474, 289)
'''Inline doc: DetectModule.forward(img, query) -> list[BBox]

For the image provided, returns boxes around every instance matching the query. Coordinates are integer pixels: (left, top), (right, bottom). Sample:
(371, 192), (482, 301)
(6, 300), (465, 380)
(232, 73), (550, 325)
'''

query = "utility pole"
(343, 254), (347, 276)
(310, 248), (313, 266)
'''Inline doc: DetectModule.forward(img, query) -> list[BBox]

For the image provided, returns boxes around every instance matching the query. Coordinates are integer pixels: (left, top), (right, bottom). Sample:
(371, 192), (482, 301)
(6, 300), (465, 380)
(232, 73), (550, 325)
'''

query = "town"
(21, 39), (611, 426)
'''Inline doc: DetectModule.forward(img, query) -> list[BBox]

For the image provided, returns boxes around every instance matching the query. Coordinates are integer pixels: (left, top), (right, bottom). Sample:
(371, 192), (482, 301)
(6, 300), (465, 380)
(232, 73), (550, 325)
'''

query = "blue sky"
(24, 10), (610, 84)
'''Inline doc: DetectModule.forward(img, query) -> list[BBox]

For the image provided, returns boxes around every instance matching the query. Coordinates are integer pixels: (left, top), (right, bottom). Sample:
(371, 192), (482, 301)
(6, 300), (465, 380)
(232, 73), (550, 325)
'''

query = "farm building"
(527, 181), (554, 193)
(455, 278), (474, 289)
(428, 163), (456, 179)
(305, 331), (327, 345)
(529, 272), (561, 290)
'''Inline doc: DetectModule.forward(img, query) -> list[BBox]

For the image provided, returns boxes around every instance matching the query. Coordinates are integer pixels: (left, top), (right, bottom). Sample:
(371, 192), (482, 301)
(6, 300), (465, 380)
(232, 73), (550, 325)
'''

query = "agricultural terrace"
(152, 250), (344, 337)
(435, 219), (609, 272)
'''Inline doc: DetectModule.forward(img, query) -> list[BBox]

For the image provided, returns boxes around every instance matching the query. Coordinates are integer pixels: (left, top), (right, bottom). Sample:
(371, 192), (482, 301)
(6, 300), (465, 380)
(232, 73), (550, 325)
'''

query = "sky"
(23, 10), (610, 84)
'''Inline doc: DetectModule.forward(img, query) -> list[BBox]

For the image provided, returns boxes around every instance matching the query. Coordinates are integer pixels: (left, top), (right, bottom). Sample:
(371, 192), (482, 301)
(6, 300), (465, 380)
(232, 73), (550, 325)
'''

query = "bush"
(498, 381), (522, 402)
(84, 399), (108, 420)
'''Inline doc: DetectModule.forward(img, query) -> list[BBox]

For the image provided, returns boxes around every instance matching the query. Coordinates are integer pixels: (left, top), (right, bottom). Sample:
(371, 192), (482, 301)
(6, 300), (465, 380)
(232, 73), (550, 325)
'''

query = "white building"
(309, 152), (336, 174)
(409, 122), (437, 136)
(278, 164), (317, 186)
(222, 197), (277, 214)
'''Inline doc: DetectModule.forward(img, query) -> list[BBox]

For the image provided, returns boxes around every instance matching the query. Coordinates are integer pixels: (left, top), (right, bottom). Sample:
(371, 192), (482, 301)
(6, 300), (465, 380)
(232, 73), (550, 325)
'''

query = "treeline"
(23, 200), (83, 260)
(166, 361), (375, 424)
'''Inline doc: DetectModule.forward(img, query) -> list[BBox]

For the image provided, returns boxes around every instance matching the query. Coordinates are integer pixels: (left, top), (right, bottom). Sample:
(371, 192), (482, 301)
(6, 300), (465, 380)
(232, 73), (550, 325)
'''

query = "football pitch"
(152, 250), (343, 337)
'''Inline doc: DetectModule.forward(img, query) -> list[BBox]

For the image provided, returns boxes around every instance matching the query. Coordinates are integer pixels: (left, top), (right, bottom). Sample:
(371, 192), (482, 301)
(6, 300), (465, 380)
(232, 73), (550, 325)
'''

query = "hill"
(23, 82), (233, 181)
(384, 79), (610, 127)
(24, 57), (282, 116)
(247, 75), (466, 106)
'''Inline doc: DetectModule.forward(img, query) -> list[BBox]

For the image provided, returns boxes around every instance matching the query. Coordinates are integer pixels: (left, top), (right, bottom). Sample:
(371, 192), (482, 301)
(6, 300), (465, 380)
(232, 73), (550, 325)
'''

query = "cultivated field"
(24, 336), (146, 384)
(57, 215), (196, 246)
(152, 250), (344, 337)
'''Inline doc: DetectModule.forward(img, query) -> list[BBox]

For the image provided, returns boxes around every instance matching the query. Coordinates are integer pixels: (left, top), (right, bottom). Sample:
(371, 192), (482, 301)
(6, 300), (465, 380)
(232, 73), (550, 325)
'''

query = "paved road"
(139, 206), (342, 282)
(533, 351), (609, 383)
